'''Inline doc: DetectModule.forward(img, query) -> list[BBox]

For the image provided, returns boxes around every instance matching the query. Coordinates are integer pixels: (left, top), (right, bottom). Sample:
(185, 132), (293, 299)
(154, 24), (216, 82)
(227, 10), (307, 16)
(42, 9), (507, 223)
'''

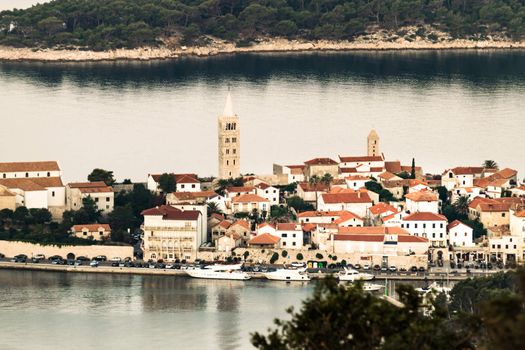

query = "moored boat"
(264, 268), (310, 282)
(186, 264), (251, 280)
(338, 267), (374, 282)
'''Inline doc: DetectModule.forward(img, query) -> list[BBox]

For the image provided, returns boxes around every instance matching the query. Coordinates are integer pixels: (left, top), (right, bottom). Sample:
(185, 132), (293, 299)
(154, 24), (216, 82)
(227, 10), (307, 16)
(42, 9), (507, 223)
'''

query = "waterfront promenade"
(0, 260), (501, 281)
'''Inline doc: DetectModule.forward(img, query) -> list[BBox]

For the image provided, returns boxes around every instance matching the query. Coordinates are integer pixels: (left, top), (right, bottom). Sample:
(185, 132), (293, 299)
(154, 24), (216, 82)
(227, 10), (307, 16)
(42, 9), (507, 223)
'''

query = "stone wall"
(198, 248), (427, 269)
(0, 240), (133, 260)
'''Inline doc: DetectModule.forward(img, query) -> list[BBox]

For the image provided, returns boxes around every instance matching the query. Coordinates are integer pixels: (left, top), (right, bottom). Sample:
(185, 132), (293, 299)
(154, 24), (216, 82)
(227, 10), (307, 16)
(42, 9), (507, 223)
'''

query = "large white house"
(255, 183), (280, 206)
(141, 205), (204, 262)
(447, 220), (474, 247)
(318, 192), (373, 217)
(231, 194), (269, 214)
(405, 190), (439, 214)
(401, 212), (448, 250)
(147, 173), (201, 194)
(0, 161), (65, 213)
(275, 223), (303, 249)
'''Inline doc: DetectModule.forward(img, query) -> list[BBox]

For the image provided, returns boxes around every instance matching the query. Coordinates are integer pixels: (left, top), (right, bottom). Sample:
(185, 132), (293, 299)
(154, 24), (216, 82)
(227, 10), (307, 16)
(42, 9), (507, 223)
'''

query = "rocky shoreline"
(1, 36), (525, 62)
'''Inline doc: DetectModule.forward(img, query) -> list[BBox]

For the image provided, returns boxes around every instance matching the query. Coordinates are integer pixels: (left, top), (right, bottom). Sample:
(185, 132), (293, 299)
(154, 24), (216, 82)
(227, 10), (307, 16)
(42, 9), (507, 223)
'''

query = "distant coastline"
(1, 37), (525, 63)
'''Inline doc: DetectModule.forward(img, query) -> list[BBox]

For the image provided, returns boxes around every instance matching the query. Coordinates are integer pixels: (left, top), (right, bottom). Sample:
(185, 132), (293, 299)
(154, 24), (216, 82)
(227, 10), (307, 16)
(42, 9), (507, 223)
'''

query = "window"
(505, 245), (509, 249)
(282, 233), (288, 238)
(415, 224), (418, 229)
(225, 138), (230, 143)
(99, 231), (103, 236)
(455, 232), (457, 237)
(232, 138), (237, 143)
(25, 172), (29, 177)
(292, 242), (296, 246)
(423, 223), (426, 229)
(106, 205), (109, 209)
(233, 149), (236, 154)
(292, 234), (296, 238)
(226, 160), (229, 166)
(47, 172), (50, 177)
(192, 184), (196, 188)
(464, 232), (467, 236)
(83, 232), (87, 236)
(95, 198), (99, 202)
(440, 223), (443, 228)
(282, 242), (286, 246)
(233, 160), (236, 165)
(226, 149), (230, 155)
(432, 223), (435, 229)
(502, 213), (506, 217)
(52, 191), (55, 197)
(432, 233), (435, 238)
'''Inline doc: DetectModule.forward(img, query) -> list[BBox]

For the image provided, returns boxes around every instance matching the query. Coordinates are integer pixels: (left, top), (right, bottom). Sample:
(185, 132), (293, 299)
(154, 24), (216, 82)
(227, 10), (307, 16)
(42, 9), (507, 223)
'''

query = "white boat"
(186, 264), (251, 280)
(416, 282), (452, 295)
(362, 283), (384, 292)
(338, 267), (374, 282)
(264, 268), (310, 282)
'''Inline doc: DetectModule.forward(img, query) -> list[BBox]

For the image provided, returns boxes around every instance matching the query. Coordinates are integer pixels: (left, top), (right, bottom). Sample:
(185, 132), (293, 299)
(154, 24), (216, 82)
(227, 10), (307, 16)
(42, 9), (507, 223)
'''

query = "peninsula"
(1, 0), (525, 61)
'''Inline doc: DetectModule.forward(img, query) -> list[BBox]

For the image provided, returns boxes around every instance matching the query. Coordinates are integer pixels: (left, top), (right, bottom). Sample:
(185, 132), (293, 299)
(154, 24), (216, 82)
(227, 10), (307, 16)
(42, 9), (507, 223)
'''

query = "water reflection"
(1, 50), (525, 90)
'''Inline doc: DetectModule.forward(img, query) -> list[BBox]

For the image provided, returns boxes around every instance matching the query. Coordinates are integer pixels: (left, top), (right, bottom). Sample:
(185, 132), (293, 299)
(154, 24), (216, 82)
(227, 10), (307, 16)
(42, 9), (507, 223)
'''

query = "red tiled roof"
(297, 210), (345, 218)
(304, 158), (338, 165)
(258, 222), (276, 230)
(302, 223), (316, 231)
(339, 155), (384, 163)
(398, 235), (428, 243)
(334, 212), (363, 224)
(445, 167), (484, 176)
(232, 194), (269, 203)
(378, 171), (398, 180)
(218, 220), (232, 229)
(447, 220), (471, 230)
(384, 161), (402, 174)
(339, 167), (358, 174)
(150, 173), (199, 183)
(227, 186), (255, 193)
(334, 234), (384, 242)
(321, 192), (372, 204)
(369, 202), (398, 215)
(141, 205), (200, 220)
(0, 161), (60, 172)
(0, 177), (64, 191)
(338, 226), (409, 235)
(231, 220), (250, 230)
(248, 233), (280, 245)
(69, 181), (112, 193)
(515, 210), (525, 218)
(72, 224), (111, 232)
(255, 183), (271, 190)
(403, 212), (447, 221)
(405, 191), (438, 202)
(298, 182), (329, 192)
(276, 223), (300, 231)
(383, 212), (402, 221)
(345, 175), (370, 181)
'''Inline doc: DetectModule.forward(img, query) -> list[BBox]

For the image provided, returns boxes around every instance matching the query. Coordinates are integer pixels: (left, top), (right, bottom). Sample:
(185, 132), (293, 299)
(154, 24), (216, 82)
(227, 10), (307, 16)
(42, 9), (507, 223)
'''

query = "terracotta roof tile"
(68, 181), (112, 193)
(403, 212), (447, 221)
(231, 220), (250, 230)
(0, 161), (60, 172)
(339, 155), (384, 162)
(369, 202), (398, 215)
(304, 157), (338, 165)
(447, 220), (471, 230)
(405, 191), (438, 202)
(276, 223), (301, 231)
(141, 205), (200, 220)
(231, 194), (269, 203)
(321, 192), (372, 204)
(338, 226), (409, 235)
(248, 233), (280, 245)
(227, 186), (255, 193)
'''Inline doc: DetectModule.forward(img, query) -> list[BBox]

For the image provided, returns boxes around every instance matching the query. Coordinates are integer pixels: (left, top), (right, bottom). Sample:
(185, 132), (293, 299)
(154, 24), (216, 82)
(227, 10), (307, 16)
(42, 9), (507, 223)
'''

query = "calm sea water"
(1, 50), (525, 182)
(0, 269), (313, 349)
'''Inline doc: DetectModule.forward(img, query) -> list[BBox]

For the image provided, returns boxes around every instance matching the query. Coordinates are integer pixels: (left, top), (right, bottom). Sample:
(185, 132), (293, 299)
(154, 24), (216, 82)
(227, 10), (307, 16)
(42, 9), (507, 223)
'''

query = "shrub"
(282, 250), (288, 258)
(341, 259), (347, 266)
(332, 256), (338, 261)
(296, 253), (304, 261)
(316, 253), (324, 259)
(270, 252), (279, 264)
(243, 251), (250, 260)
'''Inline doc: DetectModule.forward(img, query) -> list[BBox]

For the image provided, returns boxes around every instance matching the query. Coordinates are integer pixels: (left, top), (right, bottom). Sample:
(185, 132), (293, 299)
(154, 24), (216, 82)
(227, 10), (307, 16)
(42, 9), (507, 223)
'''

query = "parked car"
(12, 254), (27, 263)
(111, 262), (119, 267)
(111, 257), (121, 262)
(389, 266), (397, 272)
(450, 262), (456, 269)
(399, 267), (407, 272)
(51, 259), (62, 265)
(363, 264), (370, 270)
(94, 255), (107, 262)
(74, 260), (83, 266)
(410, 266), (418, 272)
(90, 260), (99, 267)
(48, 255), (62, 261)
(291, 262), (306, 268)
(418, 266), (426, 272)
(76, 256), (90, 261)
(31, 257), (40, 263)
(373, 265), (381, 271)
(34, 254), (45, 260)
(354, 264), (361, 270)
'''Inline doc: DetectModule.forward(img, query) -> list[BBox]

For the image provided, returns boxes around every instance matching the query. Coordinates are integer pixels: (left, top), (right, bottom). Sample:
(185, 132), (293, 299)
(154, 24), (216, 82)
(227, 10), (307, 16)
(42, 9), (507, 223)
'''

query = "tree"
(436, 186), (449, 204)
(88, 168), (115, 186)
(410, 157), (416, 179)
(287, 196), (314, 212)
(207, 202), (223, 216)
(483, 160), (498, 169)
(252, 277), (474, 349)
(81, 196), (101, 223)
(270, 205), (290, 221)
(29, 208), (52, 224)
(309, 175), (322, 208)
(453, 196), (471, 217)
(158, 173), (177, 193)
(365, 180), (383, 194)
(108, 205), (134, 233)
(13, 206), (29, 224)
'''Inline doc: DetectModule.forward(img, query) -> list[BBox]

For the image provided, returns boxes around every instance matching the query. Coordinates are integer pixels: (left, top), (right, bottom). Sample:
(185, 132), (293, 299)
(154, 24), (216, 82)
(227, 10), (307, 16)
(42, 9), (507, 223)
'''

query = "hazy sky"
(0, 0), (49, 11)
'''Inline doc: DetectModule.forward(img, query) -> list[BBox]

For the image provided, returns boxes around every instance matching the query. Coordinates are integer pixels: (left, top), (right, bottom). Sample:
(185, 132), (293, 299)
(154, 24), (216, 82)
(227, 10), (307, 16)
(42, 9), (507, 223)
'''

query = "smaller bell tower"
(367, 129), (380, 157)
(218, 93), (240, 179)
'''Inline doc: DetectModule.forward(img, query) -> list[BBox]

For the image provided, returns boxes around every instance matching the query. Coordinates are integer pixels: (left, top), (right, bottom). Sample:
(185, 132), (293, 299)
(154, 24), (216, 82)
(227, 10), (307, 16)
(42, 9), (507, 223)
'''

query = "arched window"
(25, 172), (29, 178)
(226, 160), (229, 166)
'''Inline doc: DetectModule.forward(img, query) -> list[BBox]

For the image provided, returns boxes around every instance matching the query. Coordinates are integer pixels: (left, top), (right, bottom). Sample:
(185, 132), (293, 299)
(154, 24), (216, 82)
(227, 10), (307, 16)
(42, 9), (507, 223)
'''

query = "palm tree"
(321, 173), (333, 187)
(453, 196), (471, 217)
(207, 202), (222, 217)
(483, 160), (498, 169)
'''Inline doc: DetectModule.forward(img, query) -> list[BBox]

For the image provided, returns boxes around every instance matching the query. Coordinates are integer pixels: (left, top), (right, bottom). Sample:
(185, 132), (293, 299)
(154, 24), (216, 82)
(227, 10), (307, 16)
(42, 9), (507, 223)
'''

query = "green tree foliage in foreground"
(252, 277), (474, 349)
(2, 0), (525, 50)
(253, 271), (525, 350)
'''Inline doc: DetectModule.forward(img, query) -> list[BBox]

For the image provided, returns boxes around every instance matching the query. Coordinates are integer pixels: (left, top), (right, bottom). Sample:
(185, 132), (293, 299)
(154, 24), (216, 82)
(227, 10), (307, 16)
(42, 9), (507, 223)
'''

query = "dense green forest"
(1, 0), (525, 50)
